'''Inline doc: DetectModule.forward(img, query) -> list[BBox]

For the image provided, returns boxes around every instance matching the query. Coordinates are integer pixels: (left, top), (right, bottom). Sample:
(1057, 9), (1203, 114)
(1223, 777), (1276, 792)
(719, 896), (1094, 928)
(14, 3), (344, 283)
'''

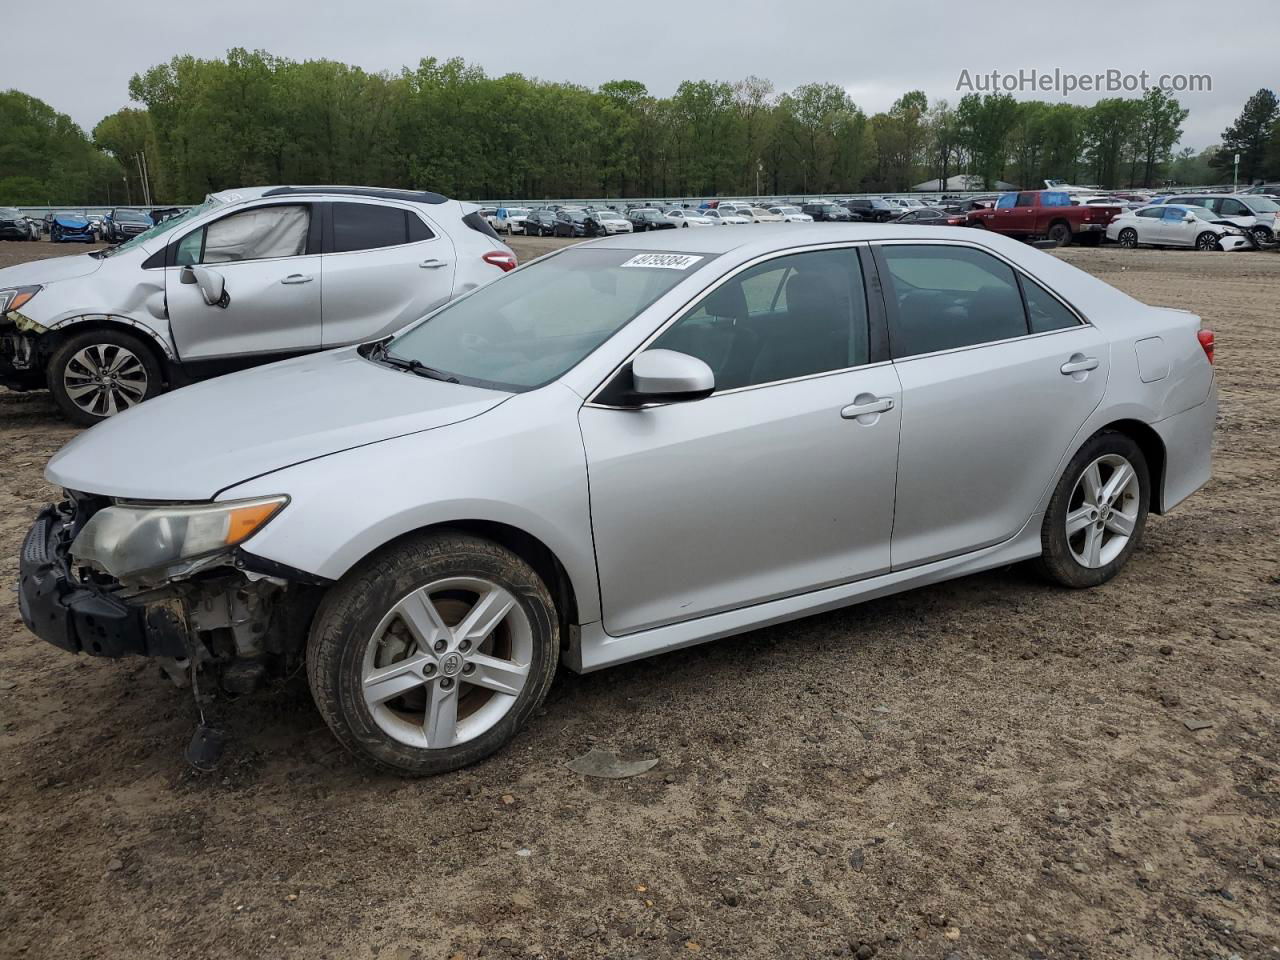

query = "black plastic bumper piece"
(17, 506), (188, 659)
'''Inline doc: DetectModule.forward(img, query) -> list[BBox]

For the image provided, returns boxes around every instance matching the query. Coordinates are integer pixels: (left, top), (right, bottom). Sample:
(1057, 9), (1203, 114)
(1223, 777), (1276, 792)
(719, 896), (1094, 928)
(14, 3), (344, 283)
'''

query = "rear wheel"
(1117, 228), (1138, 248)
(1195, 231), (1221, 251)
(1035, 431), (1149, 588)
(1249, 226), (1271, 246)
(307, 532), (559, 776)
(1047, 222), (1073, 247)
(47, 329), (163, 426)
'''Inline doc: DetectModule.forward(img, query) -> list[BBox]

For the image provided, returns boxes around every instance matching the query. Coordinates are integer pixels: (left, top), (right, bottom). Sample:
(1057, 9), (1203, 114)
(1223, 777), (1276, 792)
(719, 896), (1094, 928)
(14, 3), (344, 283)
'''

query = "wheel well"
(1096, 419), (1167, 513)
(377, 520), (580, 646)
(45, 319), (171, 369)
(1048, 218), (1072, 232)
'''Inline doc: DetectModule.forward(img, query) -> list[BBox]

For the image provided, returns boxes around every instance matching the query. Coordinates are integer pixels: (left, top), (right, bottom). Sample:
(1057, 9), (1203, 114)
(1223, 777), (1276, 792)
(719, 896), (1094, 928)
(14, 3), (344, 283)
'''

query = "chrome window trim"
(872, 237), (1092, 330)
(584, 240), (876, 408)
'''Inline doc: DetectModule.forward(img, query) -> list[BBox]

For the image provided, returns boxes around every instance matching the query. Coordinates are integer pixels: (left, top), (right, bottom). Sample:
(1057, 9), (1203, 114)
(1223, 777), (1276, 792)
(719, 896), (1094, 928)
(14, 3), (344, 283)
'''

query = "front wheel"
(1035, 431), (1149, 589)
(1249, 226), (1271, 246)
(307, 532), (560, 776)
(47, 329), (163, 425)
(1195, 231), (1221, 252)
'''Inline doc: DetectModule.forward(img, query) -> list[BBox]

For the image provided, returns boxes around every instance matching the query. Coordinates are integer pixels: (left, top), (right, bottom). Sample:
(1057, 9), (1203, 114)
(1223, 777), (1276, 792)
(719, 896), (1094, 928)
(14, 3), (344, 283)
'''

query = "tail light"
(482, 250), (517, 273)
(1197, 329), (1214, 364)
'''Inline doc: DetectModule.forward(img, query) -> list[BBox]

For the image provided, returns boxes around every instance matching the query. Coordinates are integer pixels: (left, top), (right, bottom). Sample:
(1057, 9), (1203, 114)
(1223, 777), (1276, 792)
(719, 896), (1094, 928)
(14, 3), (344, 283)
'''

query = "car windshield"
(384, 247), (713, 391)
(1243, 197), (1280, 213)
(0, 208), (19, 218)
(507, 208), (530, 217)
(115, 210), (151, 222)
(103, 197), (222, 257)
(774, 206), (798, 214)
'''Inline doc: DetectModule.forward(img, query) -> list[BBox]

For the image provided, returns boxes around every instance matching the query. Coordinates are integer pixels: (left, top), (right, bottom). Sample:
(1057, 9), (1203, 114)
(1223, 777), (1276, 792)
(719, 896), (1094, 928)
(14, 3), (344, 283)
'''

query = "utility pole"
(141, 151), (153, 206)
(123, 175), (131, 206)
(1233, 153), (1239, 192)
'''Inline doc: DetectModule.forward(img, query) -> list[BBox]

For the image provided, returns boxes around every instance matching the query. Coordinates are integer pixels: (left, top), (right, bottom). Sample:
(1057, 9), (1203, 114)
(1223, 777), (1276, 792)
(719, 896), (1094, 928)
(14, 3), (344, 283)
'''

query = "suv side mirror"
(180, 265), (230, 308)
(630, 349), (715, 402)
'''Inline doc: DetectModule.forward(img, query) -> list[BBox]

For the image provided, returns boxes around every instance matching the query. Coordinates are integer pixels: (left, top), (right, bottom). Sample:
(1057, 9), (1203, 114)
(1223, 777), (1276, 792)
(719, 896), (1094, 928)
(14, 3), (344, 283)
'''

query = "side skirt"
(563, 514), (1044, 674)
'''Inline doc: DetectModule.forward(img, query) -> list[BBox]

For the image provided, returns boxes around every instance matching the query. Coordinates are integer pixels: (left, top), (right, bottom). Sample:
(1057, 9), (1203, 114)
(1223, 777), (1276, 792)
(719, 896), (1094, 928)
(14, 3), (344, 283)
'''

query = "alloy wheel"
(1118, 228), (1138, 248)
(62, 343), (149, 418)
(361, 577), (533, 749)
(1195, 232), (1220, 251)
(1065, 454), (1140, 568)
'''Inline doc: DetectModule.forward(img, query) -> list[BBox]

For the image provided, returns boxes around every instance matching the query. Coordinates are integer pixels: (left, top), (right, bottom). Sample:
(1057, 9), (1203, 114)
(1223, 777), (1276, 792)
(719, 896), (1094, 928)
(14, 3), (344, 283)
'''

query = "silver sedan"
(21, 225), (1217, 774)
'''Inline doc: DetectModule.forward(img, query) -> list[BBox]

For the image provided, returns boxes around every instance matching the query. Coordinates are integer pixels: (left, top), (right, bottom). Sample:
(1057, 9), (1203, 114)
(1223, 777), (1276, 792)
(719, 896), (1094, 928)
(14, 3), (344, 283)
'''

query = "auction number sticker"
(620, 253), (704, 270)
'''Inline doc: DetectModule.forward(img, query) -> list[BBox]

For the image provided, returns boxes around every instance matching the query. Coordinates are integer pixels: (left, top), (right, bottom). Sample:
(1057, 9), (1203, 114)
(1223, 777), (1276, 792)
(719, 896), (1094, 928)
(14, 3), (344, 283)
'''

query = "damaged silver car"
(19, 226), (1217, 775)
(0, 186), (515, 425)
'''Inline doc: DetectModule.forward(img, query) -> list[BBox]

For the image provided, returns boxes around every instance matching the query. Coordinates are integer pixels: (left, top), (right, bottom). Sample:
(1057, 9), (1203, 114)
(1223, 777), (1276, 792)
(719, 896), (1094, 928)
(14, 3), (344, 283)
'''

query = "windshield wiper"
(370, 342), (459, 383)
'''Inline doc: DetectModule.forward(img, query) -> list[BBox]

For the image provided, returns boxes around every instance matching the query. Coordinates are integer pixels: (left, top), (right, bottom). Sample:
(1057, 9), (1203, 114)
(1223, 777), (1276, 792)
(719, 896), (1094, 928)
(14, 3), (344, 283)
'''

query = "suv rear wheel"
(47, 329), (163, 426)
(307, 532), (559, 776)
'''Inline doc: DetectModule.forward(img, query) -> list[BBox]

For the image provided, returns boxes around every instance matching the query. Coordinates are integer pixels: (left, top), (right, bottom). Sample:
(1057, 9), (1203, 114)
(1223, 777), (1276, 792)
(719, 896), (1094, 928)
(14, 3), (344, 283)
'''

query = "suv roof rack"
(262, 186), (450, 204)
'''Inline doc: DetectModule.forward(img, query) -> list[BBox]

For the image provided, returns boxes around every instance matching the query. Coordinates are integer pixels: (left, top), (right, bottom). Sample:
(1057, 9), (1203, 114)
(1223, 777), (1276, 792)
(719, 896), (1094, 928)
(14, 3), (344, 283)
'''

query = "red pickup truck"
(966, 189), (1122, 246)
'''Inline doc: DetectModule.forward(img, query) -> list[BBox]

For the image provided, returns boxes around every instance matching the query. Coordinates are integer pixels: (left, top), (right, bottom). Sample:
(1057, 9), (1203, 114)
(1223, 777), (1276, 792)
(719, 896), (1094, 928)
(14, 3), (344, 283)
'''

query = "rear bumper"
(17, 505), (187, 658)
(1078, 223), (1106, 233)
(1152, 387), (1217, 513)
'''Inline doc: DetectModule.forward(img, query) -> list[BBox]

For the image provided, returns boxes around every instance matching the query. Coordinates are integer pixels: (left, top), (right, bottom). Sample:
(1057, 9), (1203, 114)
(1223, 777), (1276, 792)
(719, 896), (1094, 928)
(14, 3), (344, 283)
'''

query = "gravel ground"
(0, 237), (1276, 960)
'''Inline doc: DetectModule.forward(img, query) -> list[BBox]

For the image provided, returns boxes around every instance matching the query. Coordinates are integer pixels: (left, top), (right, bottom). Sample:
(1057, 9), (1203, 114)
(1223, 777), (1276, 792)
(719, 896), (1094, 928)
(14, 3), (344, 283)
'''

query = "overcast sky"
(8, 0), (1272, 152)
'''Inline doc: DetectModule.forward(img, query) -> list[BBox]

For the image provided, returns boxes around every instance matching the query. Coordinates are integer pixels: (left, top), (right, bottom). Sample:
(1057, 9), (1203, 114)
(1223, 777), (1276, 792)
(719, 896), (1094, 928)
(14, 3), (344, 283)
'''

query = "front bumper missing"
(18, 505), (188, 657)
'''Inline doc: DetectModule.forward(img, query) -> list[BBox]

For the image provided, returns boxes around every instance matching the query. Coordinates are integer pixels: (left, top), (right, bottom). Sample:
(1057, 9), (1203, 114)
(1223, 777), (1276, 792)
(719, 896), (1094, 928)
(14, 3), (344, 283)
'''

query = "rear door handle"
(419, 259), (448, 269)
(281, 274), (313, 284)
(841, 396), (894, 419)
(1060, 355), (1099, 374)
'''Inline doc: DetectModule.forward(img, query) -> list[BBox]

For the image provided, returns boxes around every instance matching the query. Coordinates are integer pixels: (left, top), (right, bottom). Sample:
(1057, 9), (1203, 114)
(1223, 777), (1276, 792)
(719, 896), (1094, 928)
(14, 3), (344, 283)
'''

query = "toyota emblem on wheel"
(440, 652), (463, 677)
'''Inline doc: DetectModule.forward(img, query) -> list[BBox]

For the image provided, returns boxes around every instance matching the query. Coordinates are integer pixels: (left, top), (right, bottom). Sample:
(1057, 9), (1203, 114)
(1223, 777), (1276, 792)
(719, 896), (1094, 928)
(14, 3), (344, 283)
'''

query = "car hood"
(0, 253), (105, 287)
(46, 348), (510, 501)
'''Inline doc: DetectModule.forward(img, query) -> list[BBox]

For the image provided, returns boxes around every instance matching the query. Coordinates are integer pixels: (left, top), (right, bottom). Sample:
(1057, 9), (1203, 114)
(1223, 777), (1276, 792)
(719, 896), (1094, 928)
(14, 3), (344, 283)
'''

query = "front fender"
(219, 385), (602, 625)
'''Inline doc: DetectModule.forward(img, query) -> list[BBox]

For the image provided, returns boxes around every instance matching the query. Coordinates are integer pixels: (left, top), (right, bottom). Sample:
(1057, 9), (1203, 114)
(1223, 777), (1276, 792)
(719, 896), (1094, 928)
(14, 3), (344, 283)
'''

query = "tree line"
(2, 49), (1278, 205)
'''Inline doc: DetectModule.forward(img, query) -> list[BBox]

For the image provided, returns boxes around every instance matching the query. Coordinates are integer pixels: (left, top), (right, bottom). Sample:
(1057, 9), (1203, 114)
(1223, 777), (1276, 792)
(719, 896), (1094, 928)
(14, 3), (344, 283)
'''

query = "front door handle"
(841, 396), (894, 419)
(1060, 355), (1099, 375)
(281, 274), (314, 284)
(419, 259), (448, 269)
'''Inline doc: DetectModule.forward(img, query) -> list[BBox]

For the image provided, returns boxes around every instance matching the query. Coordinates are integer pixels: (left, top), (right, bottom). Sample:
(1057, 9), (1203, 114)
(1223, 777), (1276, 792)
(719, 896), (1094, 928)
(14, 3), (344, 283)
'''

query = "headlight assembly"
(71, 495), (288, 580)
(0, 285), (41, 316)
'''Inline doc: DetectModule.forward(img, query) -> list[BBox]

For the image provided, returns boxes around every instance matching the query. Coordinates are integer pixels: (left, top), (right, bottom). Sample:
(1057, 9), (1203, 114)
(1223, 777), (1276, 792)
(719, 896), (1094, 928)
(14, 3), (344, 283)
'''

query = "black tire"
(1249, 226), (1270, 246)
(1034, 431), (1150, 589)
(1195, 231), (1221, 252)
(1047, 222), (1073, 247)
(46, 328), (164, 426)
(1117, 228), (1138, 248)
(307, 531), (560, 776)
(50, 225), (62, 243)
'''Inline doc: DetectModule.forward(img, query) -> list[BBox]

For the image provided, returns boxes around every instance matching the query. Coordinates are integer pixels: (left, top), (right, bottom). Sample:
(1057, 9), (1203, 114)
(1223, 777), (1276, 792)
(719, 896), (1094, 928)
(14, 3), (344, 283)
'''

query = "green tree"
(1211, 88), (1279, 184)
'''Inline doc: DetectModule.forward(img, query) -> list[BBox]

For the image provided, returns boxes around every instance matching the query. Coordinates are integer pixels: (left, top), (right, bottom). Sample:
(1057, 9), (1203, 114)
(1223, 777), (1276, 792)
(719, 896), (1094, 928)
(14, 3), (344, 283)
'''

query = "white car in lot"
(20, 225), (1216, 775)
(494, 207), (531, 235)
(702, 208), (751, 226)
(768, 205), (814, 223)
(741, 207), (785, 224)
(1155, 193), (1280, 246)
(588, 209), (634, 235)
(1107, 204), (1252, 251)
(0, 186), (516, 424)
(665, 209), (715, 228)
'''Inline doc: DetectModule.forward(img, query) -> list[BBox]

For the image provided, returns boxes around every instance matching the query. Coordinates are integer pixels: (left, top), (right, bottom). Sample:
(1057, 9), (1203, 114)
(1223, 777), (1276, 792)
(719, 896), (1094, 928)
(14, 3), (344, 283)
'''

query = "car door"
(165, 202), (323, 362)
(579, 245), (901, 636)
(873, 241), (1109, 569)
(1159, 205), (1194, 246)
(1131, 207), (1164, 244)
(320, 200), (455, 347)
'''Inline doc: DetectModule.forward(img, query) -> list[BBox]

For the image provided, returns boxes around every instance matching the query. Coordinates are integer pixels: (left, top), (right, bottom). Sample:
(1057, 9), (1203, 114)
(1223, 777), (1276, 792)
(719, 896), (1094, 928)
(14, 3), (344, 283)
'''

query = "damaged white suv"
(0, 186), (515, 424)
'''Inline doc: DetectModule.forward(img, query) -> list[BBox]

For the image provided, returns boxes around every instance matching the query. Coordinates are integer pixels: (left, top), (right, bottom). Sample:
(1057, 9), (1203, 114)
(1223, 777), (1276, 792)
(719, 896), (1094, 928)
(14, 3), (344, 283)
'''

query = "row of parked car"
(483, 184), (1280, 253)
(0, 208), (185, 244)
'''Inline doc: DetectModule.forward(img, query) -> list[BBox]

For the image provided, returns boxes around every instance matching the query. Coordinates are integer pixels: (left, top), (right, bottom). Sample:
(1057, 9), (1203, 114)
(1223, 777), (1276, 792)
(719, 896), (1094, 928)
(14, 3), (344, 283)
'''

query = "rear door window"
(331, 202), (428, 253)
(879, 245), (1029, 358)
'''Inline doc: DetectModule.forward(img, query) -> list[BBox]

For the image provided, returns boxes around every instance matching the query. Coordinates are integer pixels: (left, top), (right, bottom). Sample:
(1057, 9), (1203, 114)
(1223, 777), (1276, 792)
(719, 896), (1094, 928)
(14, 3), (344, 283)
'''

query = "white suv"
(0, 186), (516, 424)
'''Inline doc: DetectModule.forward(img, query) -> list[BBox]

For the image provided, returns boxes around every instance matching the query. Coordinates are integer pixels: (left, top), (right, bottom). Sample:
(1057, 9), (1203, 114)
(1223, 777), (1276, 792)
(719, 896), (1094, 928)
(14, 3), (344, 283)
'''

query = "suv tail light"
(1197, 329), (1214, 364)
(483, 250), (517, 272)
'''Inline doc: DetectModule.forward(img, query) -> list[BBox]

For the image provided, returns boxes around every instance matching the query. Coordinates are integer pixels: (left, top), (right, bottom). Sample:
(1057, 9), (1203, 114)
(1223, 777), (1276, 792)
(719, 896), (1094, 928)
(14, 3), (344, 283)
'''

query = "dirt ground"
(0, 236), (1276, 960)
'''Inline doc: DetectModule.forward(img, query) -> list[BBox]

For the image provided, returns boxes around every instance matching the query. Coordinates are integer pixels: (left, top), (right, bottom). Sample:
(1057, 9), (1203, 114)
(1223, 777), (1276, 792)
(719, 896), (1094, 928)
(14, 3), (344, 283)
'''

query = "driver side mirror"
(630, 349), (715, 402)
(1183, 212), (1196, 222)
(180, 265), (230, 308)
